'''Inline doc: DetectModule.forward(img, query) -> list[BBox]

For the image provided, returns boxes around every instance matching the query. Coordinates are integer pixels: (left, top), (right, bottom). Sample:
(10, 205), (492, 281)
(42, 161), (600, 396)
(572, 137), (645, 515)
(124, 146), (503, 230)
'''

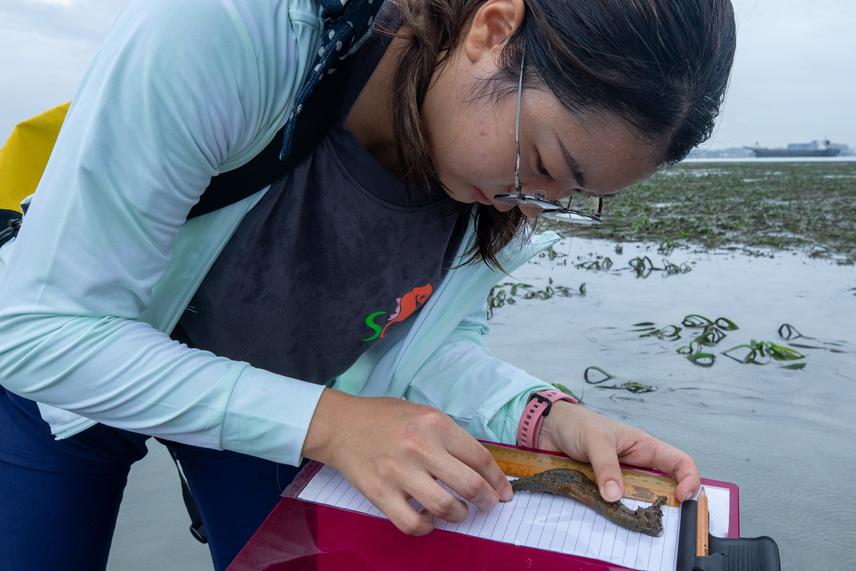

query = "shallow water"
(486, 237), (856, 571)
(685, 157), (856, 164)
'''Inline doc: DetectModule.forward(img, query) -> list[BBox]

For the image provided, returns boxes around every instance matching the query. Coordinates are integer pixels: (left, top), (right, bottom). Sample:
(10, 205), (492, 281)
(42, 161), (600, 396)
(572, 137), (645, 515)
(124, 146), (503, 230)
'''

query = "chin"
(444, 184), (476, 205)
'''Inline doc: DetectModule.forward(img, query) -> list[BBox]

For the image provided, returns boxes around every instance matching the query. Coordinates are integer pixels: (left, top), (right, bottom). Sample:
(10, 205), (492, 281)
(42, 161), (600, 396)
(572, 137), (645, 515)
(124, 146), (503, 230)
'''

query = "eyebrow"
(556, 137), (586, 189)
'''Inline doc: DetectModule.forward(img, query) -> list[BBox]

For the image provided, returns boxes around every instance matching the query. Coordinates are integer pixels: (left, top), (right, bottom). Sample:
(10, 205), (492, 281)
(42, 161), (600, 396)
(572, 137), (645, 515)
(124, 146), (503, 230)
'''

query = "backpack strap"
(191, 0), (385, 217)
(166, 446), (209, 544)
(187, 38), (364, 218)
(186, 127), (290, 220)
(0, 134), (292, 248)
(279, 0), (384, 162)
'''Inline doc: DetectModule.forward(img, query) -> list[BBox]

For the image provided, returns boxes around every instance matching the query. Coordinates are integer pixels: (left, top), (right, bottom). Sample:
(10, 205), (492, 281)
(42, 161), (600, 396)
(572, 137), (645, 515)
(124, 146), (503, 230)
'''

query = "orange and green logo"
(362, 283), (433, 342)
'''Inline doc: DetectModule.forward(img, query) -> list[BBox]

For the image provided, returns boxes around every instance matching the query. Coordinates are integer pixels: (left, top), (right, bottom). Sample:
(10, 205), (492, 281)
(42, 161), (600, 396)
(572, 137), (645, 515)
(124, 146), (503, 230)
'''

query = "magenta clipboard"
(228, 445), (740, 571)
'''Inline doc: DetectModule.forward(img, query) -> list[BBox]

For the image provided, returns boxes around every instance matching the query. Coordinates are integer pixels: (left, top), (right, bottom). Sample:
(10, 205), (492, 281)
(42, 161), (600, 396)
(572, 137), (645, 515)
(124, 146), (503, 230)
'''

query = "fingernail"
(603, 480), (622, 502)
(501, 484), (513, 502)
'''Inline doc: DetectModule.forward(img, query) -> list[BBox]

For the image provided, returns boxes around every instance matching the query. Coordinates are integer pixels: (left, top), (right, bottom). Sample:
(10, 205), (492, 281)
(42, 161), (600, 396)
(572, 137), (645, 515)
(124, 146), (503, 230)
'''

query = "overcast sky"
(1, 0), (854, 149)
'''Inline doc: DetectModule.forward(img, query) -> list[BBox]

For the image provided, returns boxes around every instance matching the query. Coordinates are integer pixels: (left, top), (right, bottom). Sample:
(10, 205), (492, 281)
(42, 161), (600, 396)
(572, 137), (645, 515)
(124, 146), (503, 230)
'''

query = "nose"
(515, 180), (577, 219)
(519, 179), (572, 206)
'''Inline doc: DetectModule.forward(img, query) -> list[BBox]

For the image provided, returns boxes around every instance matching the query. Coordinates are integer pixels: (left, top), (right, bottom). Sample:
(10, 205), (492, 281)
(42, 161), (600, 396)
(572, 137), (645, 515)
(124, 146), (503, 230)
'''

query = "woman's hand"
(302, 389), (513, 535)
(538, 401), (700, 503)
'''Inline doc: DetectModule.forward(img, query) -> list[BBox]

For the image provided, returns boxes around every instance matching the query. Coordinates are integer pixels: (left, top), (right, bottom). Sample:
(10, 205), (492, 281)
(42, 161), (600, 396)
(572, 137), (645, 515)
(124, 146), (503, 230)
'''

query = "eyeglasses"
(494, 50), (604, 225)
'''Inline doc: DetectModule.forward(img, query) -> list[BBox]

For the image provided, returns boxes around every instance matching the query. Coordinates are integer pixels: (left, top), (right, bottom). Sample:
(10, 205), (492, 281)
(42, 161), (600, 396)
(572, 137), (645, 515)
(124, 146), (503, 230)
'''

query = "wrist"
(302, 388), (351, 463)
(538, 400), (577, 451)
(516, 388), (577, 450)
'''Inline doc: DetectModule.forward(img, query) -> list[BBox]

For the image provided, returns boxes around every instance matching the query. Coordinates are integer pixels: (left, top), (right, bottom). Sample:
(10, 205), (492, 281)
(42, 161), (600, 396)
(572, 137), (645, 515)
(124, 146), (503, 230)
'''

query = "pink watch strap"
(516, 389), (578, 449)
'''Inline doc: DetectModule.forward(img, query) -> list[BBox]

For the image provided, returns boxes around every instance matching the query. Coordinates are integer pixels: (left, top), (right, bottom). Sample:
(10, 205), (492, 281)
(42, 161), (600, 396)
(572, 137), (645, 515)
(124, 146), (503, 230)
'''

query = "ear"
(463, 0), (525, 65)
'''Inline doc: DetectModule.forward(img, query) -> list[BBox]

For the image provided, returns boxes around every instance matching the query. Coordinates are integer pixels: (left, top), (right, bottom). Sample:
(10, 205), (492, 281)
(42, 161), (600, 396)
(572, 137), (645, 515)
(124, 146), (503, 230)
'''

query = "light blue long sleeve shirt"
(0, 0), (559, 467)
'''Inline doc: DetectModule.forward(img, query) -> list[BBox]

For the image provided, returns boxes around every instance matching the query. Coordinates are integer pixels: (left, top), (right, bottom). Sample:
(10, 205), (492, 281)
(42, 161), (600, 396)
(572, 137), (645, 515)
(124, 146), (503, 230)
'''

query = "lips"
(472, 186), (493, 206)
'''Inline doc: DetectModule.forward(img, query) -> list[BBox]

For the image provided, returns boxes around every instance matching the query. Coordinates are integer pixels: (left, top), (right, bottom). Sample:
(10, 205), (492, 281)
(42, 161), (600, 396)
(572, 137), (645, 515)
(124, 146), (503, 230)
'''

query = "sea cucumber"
(511, 468), (666, 537)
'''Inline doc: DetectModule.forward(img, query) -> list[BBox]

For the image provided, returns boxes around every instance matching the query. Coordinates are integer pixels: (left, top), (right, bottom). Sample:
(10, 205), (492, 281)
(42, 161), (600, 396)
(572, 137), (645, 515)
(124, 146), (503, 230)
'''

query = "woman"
(0, 0), (736, 568)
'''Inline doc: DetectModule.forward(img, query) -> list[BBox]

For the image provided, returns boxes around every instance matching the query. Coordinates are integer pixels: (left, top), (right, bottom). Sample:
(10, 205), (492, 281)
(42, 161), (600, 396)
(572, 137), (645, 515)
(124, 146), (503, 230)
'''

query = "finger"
(617, 436), (701, 502)
(652, 444), (700, 502)
(405, 475), (471, 523)
(428, 456), (502, 513)
(371, 489), (436, 536)
(581, 429), (625, 502)
(444, 435), (513, 503)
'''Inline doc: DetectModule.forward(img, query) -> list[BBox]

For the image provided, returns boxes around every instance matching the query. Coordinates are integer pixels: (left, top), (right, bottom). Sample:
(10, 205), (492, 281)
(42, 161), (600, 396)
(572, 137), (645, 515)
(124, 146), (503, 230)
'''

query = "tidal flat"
(489, 161), (856, 570)
(543, 160), (856, 264)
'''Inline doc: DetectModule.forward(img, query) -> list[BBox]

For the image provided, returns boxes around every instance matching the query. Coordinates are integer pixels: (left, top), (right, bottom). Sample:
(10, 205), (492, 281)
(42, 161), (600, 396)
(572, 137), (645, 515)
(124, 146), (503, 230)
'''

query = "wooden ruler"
(485, 443), (680, 508)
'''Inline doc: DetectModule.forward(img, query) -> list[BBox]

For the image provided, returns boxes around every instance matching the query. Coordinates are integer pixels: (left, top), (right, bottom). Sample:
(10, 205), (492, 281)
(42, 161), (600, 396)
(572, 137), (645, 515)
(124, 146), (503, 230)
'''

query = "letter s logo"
(361, 311), (387, 342)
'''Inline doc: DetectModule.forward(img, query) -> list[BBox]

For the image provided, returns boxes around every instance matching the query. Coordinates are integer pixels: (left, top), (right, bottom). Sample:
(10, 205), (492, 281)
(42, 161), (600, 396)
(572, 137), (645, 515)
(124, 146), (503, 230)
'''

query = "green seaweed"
(687, 352), (716, 368)
(552, 382), (584, 404)
(628, 256), (655, 278)
(634, 324), (683, 341)
(634, 314), (738, 367)
(486, 279), (586, 319)
(683, 314), (713, 328)
(575, 256), (614, 271)
(777, 323), (850, 355)
(582, 367), (655, 394)
(542, 162), (856, 264)
(722, 340), (806, 367)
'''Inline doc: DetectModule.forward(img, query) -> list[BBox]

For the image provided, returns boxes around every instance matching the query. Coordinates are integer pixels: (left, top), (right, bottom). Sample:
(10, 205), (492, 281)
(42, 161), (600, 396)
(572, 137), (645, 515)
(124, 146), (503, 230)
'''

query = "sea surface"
(486, 237), (856, 571)
(685, 156), (856, 164)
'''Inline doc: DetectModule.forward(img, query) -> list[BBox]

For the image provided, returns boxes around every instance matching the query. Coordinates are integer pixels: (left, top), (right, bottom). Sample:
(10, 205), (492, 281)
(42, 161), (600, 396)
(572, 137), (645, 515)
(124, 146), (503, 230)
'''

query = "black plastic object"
(0, 208), (22, 248)
(166, 446), (208, 544)
(677, 500), (781, 571)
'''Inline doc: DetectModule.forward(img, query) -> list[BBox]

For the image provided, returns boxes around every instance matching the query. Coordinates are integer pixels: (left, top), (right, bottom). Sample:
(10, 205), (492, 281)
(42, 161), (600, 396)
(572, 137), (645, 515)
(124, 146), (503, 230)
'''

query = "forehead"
(524, 89), (661, 194)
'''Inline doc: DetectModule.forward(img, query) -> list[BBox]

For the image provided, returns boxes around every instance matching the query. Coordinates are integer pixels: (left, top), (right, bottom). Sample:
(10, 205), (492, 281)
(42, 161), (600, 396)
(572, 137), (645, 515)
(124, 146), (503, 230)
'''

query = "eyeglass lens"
(494, 191), (603, 224)
(502, 47), (603, 225)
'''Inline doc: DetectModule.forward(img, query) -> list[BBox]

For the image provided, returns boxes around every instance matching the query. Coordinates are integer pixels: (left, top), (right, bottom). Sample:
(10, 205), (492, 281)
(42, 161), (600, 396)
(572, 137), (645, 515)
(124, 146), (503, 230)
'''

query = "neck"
(345, 30), (410, 177)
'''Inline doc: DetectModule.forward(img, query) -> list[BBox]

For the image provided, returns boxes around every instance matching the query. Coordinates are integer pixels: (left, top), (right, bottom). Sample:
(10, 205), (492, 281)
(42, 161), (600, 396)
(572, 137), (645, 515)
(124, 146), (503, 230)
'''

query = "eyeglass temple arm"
(514, 48), (525, 199)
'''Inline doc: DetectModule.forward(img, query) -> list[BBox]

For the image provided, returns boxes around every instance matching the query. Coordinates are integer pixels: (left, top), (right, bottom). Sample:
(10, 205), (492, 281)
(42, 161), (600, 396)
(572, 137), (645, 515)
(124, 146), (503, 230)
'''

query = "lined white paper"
(296, 465), (730, 571)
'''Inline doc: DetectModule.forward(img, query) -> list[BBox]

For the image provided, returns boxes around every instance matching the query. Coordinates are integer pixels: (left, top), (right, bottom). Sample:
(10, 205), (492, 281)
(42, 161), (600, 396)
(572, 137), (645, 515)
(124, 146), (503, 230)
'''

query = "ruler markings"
(486, 443), (679, 507)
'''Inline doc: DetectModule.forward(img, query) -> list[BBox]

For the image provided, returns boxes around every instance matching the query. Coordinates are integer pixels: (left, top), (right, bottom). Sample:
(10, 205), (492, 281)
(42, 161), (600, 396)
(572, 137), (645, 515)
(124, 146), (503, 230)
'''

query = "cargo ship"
(746, 139), (842, 158)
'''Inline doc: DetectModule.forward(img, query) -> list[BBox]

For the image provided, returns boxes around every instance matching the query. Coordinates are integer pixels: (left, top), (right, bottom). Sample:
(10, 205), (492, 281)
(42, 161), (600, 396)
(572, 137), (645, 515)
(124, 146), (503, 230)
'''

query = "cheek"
(469, 129), (494, 175)
(435, 125), (484, 179)
(430, 108), (511, 191)
(454, 122), (508, 183)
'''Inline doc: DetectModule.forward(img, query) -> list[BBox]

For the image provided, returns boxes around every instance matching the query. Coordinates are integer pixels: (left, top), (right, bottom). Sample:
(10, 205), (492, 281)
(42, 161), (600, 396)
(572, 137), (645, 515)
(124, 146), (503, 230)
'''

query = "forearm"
(0, 310), (324, 465)
(405, 336), (553, 443)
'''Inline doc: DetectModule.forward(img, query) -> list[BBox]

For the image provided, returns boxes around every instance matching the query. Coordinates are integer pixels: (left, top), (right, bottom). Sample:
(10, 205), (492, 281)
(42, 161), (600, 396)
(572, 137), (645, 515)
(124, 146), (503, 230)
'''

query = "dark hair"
(385, 0), (736, 268)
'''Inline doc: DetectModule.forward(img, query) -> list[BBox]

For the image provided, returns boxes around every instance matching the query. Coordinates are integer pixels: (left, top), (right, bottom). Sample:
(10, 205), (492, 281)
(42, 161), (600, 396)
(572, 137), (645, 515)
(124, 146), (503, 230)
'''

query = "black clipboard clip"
(676, 500), (781, 571)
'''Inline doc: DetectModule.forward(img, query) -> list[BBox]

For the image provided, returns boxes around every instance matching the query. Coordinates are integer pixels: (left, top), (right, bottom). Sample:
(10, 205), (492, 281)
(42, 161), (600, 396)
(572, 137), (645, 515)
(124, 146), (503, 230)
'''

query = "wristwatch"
(516, 389), (578, 449)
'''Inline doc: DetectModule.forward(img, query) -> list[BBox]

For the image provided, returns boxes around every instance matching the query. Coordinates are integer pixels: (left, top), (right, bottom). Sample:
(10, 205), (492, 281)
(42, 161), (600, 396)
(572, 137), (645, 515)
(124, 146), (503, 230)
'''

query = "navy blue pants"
(0, 387), (301, 570)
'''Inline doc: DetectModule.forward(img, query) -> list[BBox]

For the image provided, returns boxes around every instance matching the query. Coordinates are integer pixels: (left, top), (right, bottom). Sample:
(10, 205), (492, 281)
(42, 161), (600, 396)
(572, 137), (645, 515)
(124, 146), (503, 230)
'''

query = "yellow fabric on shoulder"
(0, 102), (70, 212)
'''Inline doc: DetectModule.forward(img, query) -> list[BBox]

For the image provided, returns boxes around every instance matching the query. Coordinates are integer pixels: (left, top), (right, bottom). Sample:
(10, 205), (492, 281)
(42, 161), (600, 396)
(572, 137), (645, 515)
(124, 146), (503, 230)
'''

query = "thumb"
(583, 432), (625, 502)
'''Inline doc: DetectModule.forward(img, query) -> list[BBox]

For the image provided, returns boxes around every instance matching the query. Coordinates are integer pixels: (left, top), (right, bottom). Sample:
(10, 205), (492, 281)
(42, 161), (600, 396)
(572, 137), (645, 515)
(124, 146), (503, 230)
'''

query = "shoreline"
(684, 156), (856, 164)
(544, 161), (856, 265)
